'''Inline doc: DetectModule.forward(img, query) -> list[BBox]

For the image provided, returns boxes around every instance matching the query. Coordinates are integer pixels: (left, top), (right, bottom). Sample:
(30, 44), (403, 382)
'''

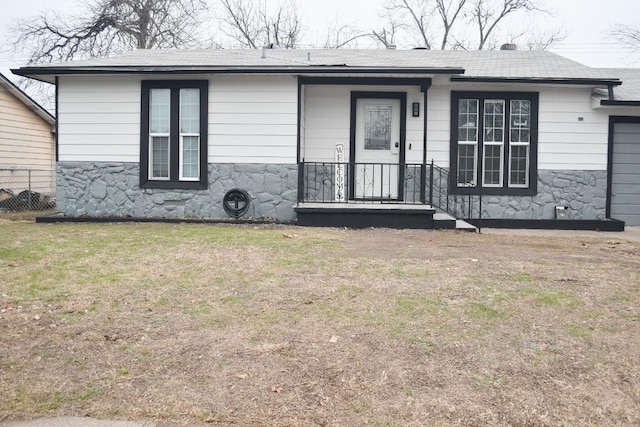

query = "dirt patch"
(1, 222), (639, 426)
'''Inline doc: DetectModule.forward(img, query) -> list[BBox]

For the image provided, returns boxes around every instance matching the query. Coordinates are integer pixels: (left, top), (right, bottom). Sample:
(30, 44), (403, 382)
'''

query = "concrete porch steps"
(433, 213), (477, 232)
(295, 203), (476, 230)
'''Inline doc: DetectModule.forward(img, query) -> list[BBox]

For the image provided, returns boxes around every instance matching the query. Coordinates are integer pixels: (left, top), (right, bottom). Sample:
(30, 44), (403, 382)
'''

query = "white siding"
(538, 88), (609, 170)
(58, 75), (299, 164)
(209, 76), (298, 164)
(58, 76), (140, 162)
(425, 85), (612, 170)
(302, 84), (424, 163)
(425, 86), (451, 167)
(57, 75), (615, 171)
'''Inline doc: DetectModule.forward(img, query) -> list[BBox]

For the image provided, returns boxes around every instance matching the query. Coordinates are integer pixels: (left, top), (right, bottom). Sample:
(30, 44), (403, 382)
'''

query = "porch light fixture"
(412, 102), (420, 117)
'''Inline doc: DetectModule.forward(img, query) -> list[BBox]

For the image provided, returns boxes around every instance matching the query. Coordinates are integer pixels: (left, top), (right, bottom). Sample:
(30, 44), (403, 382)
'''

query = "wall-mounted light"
(412, 102), (420, 117)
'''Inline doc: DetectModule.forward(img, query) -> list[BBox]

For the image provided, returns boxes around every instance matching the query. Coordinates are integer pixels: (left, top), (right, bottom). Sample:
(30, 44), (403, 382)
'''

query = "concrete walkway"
(0, 418), (208, 427)
(0, 418), (154, 427)
(482, 225), (640, 243)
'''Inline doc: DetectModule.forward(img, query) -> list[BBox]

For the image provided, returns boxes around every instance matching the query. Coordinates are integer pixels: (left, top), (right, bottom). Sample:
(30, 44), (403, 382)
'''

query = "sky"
(1, 0), (639, 82)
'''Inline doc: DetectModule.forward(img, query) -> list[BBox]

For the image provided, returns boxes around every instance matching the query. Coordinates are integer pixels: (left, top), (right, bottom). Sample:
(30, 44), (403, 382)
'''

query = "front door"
(353, 95), (404, 200)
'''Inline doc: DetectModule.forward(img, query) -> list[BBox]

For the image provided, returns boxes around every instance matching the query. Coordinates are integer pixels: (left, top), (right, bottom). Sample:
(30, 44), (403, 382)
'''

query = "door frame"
(349, 91), (407, 201)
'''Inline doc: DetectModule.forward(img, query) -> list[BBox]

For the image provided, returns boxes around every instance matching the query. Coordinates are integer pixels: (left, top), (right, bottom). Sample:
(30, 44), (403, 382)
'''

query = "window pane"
(483, 145), (503, 185)
(150, 89), (170, 134)
(151, 136), (169, 178)
(364, 105), (392, 150)
(180, 89), (200, 134)
(484, 100), (504, 143)
(510, 145), (529, 186)
(457, 144), (476, 186)
(458, 99), (478, 142)
(182, 136), (199, 179)
(510, 100), (531, 143)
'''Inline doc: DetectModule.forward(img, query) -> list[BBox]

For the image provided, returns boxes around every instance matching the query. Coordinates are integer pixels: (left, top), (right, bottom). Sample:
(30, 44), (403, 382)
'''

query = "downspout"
(55, 76), (59, 164)
(420, 81), (432, 204)
(608, 83), (615, 102)
(296, 76), (303, 203)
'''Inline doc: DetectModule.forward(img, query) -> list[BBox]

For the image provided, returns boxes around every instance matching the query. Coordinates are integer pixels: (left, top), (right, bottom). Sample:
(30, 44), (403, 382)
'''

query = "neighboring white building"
(13, 49), (640, 228)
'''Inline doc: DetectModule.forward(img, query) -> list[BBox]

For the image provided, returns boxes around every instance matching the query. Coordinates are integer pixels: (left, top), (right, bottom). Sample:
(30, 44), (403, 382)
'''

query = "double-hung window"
(450, 91), (538, 195)
(141, 80), (208, 189)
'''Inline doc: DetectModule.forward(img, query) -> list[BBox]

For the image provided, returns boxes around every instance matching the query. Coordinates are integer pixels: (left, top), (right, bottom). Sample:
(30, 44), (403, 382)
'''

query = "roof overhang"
(450, 76), (623, 87)
(600, 100), (640, 107)
(13, 65), (467, 84)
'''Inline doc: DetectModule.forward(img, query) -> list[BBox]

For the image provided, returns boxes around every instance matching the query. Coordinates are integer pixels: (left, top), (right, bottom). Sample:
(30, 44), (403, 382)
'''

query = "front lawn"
(1, 221), (638, 426)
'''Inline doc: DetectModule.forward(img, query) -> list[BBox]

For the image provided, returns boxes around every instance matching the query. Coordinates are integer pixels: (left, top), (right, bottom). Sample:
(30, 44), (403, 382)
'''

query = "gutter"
(13, 65), (467, 78)
(598, 82), (640, 107)
(600, 100), (640, 107)
(451, 76), (623, 87)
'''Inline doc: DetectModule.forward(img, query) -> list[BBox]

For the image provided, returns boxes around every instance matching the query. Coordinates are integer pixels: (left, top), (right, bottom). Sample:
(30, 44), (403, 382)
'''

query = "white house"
(13, 48), (640, 228)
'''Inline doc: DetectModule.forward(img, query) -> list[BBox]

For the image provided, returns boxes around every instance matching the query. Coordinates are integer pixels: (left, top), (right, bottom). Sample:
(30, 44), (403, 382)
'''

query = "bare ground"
(0, 221), (639, 426)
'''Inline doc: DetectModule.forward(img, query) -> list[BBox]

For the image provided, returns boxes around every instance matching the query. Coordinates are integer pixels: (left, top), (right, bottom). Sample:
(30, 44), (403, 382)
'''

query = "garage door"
(611, 121), (640, 226)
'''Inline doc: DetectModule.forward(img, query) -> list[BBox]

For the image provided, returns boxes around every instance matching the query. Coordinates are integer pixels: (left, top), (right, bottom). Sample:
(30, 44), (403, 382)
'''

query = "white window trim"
(149, 134), (171, 181)
(457, 141), (478, 188)
(508, 100), (531, 188)
(457, 99), (479, 187)
(508, 144), (530, 188)
(482, 100), (505, 187)
(179, 134), (200, 181)
(482, 143), (504, 188)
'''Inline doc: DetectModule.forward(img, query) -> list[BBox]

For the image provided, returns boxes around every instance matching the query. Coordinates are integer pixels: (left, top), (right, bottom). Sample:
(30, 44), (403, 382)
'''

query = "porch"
(296, 78), (475, 229)
(294, 161), (477, 230)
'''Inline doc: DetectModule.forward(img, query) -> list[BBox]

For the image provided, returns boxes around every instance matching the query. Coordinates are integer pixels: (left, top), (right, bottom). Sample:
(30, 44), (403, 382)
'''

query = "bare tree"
(611, 24), (640, 52)
(377, 0), (558, 50)
(11, 0), (209, 64)
(324, 22), (371, 49)
(472, 0), (538, 50)
(516, 27), (566, 51)
(384, 0), (433, 48)
(435, 0), (468, 49)
(218, 0), (302, 49)
(8, 0), (209, 111)
(371, 10), (405, 48)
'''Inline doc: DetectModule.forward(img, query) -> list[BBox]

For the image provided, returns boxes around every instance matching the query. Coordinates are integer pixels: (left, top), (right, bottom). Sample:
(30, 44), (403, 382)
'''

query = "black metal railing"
(298, 161), (481, 221)
(298, 162), (426, 204)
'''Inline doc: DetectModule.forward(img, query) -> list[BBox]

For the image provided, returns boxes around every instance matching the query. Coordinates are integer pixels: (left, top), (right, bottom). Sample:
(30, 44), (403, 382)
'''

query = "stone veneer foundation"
(57, 162), (607, 222)
(57, 162), (299, 221)
(447, 170), (608, 220)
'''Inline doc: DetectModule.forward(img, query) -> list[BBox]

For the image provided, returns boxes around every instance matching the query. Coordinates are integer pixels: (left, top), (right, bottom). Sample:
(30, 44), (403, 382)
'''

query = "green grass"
(466, 302), (504, 320)
(511, 271), (533, 282)
(519, 287), (582, 307)
(1, 221), (638, 426)
(567, 323), (592, 339)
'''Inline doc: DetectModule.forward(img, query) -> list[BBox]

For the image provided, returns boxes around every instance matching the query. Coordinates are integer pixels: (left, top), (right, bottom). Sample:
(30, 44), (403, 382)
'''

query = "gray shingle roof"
(14, 48), (624, 81)
(594, 68), (640, 101)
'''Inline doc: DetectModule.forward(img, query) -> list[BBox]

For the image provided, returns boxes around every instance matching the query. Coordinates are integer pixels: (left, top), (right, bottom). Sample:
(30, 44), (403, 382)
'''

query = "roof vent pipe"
(500, 43), (517, 51)
(261, 46), (267, 59)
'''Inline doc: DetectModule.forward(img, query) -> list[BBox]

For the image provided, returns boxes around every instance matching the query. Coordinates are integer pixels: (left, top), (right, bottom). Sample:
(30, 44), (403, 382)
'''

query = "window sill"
(141, 180), (208, 190)
(450, 186), (537, 196)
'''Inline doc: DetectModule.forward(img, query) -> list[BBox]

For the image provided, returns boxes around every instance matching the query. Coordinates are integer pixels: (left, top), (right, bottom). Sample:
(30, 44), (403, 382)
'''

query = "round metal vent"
(223, 189), (251, 219)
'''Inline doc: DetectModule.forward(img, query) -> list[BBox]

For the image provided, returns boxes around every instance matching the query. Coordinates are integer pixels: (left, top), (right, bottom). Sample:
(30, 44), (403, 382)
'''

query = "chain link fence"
(0, 168), (56, 213)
